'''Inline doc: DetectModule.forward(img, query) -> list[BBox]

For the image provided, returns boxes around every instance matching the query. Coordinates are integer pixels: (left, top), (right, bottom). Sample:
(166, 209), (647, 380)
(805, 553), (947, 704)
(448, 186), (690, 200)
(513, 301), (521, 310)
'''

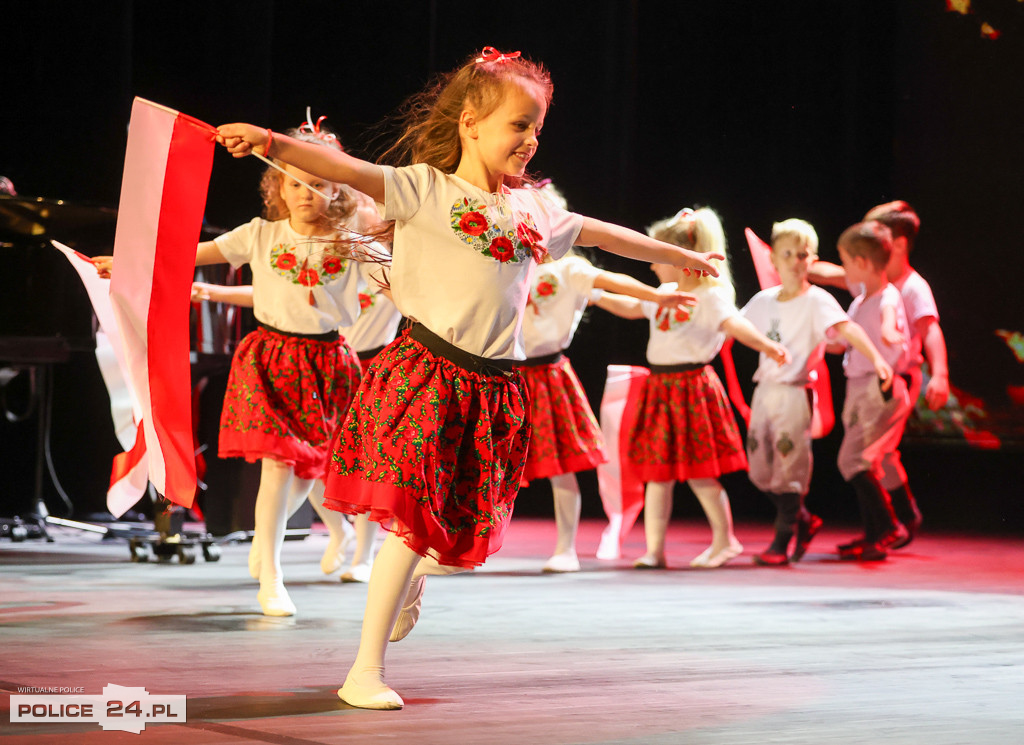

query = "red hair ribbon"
(299, 107), (337, 143)
(476, 47), (521, 63)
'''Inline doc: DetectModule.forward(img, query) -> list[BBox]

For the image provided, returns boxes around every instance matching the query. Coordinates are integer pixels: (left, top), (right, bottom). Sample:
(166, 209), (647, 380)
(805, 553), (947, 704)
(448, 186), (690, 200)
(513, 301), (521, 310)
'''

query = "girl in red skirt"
(218, 47), (722, 710)
(612, 207), (790, 570)
(197, 125), (375, 617)
(519, 186), (698, 572)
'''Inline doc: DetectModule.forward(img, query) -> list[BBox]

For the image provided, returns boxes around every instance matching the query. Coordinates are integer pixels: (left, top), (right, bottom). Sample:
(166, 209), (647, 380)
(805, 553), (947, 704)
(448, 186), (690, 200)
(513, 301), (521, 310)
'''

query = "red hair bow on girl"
(298, 107), (338, 144)
(475, 46), (521, 63)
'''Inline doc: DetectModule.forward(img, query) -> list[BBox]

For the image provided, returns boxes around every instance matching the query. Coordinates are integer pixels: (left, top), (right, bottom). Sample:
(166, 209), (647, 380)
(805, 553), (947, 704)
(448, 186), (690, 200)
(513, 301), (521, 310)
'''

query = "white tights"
(345, 532), (469, 696)
(255, 458), (315, 586)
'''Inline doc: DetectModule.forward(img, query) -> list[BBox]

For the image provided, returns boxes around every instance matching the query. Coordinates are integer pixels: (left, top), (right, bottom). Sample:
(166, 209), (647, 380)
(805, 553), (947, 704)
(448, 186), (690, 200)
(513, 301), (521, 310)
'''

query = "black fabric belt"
(408, 323), (515, 377)
(515, 351), (564, 368)
(649, 362), (707, 374)
(357, 344), (387, 362)
(259, 322), (339, 342)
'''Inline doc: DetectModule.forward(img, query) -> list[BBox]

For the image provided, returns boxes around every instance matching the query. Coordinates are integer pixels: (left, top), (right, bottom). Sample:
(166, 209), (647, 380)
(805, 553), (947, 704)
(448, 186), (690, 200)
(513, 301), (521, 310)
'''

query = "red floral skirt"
(626, 365), (747, 482)
(324, 330), (531, 568)
(218, 327), (361, 480)
(520, 356), (606, 483)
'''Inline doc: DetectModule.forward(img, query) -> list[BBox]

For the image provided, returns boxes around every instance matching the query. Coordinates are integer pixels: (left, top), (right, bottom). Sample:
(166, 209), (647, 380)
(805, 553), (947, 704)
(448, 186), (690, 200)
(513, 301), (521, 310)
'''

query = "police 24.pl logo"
(11, 684), (186, 734)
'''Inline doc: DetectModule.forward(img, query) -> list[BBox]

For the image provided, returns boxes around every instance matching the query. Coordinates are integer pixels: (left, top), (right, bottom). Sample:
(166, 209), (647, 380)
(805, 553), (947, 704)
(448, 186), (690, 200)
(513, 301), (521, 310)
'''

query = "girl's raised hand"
(653, 286), (699, 313)
(678, 248), (725, 278)
(216, 124), (270, 158)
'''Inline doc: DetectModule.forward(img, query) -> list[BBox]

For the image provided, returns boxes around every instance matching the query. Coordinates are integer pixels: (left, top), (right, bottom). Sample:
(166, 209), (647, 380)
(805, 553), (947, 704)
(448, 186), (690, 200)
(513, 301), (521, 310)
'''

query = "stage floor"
(2, 517), (1022, 744)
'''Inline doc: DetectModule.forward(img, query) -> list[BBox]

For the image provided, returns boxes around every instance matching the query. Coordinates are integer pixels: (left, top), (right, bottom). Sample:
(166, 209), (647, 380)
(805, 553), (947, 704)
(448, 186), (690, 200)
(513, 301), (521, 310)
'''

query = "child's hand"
(924, 373), (949, 411)
(91, 255), (112, 278)
(764, 340), (791, 367)
(678, 249), (725, 278)
(653, 286), (698, 313)
(881, 326), (905, 347)
(216, 124), (271, 158)
(190, 282), (214, 303)
(874, 358), (894, 391)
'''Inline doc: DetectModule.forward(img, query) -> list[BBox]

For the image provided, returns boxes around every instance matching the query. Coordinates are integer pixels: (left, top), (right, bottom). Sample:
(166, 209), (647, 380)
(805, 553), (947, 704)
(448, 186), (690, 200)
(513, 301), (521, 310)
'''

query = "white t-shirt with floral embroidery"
(215, 217), (367, 335)
(642, 282), (739, 366)
(522, 255), (602, 357)
(378, 164), (585, 359)
(339, 262), (403, 353)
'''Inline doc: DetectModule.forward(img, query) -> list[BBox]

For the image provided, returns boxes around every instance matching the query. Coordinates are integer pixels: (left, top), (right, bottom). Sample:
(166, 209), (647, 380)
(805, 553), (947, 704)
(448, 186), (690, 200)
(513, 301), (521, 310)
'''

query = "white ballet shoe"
(703, 541), (743, 569)
(338, 672), (403, 710)
(389, 576), (425, 642)
(632, 553), (667, 569)
(248, 537), (260, 580)
(542, 551), (581, 573)
(340, 561), (373, 583)
(596, 531), (621, 561)
(257, 579), (296, 617)
(321, 525), (355, 575)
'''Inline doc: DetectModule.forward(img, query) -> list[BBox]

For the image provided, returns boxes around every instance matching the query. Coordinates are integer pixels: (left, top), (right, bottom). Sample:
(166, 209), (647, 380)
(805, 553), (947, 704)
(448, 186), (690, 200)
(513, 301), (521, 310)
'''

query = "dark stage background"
(3, 1), (1022, 534)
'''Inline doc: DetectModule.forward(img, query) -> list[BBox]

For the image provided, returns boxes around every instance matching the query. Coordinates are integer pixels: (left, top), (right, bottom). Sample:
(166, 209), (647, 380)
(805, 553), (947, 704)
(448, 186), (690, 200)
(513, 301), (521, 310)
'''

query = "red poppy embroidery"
(298, 268), (320, 287)
(459, 211), (489, 236)
(276, 253), (297, 270)
(537, 281), (554, 296)
(322, 256), (344, 275)
(489, 236), (515, 262)
(359, 293), (374, 310)
(656, 306), (690, 331)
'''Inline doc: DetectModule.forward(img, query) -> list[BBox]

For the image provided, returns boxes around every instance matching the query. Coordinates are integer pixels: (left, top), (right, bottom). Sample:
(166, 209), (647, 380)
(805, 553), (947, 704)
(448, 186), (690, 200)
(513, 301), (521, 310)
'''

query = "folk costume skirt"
(218, 325), (362, 481)
(324, 326), (530, 568)
(518, 353), (606, 483)
(626, 364), (747, 483)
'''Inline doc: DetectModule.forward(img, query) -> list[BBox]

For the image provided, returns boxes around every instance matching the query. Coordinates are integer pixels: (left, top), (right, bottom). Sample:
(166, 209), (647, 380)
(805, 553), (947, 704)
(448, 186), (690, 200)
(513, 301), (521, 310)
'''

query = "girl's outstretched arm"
(216, 124), (386, 203)
(195, 241), (228, 266)
(191, 282), (254, 306)
(592, 291), (645, 320)
(91, 240), (226, 278)
(592, 271), (698, 311)
(576, 217), (723, 276)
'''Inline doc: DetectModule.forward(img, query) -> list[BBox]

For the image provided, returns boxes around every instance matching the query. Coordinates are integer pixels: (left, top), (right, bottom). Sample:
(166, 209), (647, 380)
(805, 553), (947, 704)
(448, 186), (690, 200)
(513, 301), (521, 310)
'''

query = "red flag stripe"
(146, 113), (214, 502)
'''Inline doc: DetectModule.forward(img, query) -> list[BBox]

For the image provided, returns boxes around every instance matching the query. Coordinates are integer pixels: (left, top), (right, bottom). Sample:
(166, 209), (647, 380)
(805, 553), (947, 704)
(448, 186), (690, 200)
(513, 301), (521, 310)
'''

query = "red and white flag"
(52, 241), (145, 517)
(109, 97), (216, 510)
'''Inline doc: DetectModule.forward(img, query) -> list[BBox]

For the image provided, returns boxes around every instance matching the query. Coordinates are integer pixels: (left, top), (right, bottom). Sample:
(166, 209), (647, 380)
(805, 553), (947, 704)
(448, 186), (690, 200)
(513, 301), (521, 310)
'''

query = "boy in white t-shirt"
(741, 219), (892, 566)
